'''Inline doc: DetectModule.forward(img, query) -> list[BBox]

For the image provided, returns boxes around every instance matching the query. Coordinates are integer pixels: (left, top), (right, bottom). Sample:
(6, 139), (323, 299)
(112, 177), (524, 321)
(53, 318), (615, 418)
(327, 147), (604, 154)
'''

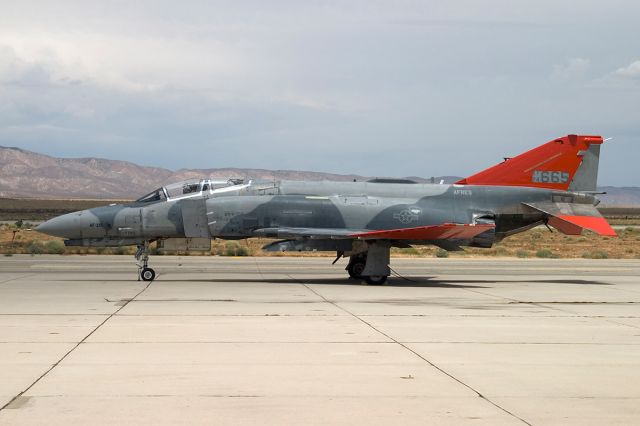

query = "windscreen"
(136, 188), (166, 203)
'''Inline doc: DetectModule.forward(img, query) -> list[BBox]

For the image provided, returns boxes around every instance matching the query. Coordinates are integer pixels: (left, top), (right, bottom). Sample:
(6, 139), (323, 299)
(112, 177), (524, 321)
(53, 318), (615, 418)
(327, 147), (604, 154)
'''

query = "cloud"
(590, 59), (640, 90)
(0, 1), (640, 185)
(0, 45), (54, 86)
(613, 60), (640, 79)
(552, 58), (590, 81)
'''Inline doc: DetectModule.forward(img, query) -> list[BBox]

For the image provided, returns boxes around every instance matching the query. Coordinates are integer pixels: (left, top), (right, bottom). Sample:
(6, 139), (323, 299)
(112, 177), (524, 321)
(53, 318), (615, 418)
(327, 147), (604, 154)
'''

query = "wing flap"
(350, 223), (495, 240)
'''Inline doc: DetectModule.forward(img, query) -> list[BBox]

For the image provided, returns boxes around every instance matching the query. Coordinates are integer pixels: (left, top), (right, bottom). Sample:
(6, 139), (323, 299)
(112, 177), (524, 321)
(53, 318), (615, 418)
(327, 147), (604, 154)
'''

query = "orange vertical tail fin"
(456, 135), (604, 190)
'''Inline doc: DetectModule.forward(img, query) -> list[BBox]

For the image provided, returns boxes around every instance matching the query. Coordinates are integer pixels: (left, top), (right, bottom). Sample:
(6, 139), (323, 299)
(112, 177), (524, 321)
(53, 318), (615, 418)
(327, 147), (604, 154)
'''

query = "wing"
(349, 223), (495, 240)
(253, 223), (495, 241)
(523, 201), (616, 236)
(252, 227), (367, 239)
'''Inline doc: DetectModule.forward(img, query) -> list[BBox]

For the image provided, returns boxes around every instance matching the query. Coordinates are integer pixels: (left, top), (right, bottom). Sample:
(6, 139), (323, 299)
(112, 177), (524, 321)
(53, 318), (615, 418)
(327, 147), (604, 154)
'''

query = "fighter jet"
(36, 134), (616, 284)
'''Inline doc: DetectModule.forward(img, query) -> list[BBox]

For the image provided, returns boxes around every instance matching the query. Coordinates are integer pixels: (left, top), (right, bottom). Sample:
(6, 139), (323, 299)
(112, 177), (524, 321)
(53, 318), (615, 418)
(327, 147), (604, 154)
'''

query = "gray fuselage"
(41, 180), (597, 249)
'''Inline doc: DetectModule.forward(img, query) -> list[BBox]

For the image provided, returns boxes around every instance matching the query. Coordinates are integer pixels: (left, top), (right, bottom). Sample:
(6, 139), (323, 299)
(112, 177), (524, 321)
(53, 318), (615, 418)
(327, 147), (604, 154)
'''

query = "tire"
(347, 261), (366, 279)
(141, 267), (156, 282)
(364, 275), (387, 285)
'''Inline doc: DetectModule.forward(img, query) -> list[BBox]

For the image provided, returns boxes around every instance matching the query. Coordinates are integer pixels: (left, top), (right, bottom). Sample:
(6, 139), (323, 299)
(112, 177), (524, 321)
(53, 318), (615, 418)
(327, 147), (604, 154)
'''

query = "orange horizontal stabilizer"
(548, 215), (617, 237)
(350, 223), (495, 240)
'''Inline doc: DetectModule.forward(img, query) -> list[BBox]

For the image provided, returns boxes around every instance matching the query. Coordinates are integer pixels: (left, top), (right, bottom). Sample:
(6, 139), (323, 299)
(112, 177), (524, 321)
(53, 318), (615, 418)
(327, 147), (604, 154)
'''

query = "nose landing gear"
(135, 241), (155, 281)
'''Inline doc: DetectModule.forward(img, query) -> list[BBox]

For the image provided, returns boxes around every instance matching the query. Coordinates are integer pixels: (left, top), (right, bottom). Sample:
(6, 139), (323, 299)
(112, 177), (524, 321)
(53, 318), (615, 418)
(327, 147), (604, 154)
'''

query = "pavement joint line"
(8, 393), (640, 401)
(535, 303), (640, 331)
(0, 313), (111, 316)
(0, 279), (154, 412)
(4, 313), (624, 319)
(510, 301), (640, 305)
(462, 287), (579, 316)
(393, 341), (640, 345)
(253, 257), (266, 282)
(6, 394), (265, 399)
(358, 314), (640, 319)
(601, 319), (640, 330)
(0, 340), (397, 344)
(0, 273), (37, 285)
(605, 285), (640, 296)
(107, 299), (238, 302)
(463, 287), (640, 332)
(114, 314), (346, 317)
(288, 274), (533, 426)
(3, 340), (640, 345)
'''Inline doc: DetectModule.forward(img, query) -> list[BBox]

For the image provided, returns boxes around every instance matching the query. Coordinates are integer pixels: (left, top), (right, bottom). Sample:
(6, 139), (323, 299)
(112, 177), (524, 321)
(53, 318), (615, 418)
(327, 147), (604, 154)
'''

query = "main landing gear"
(345, 242), (390, 285)
(346, 253), (367, 279)
(135, 241), (155, 282)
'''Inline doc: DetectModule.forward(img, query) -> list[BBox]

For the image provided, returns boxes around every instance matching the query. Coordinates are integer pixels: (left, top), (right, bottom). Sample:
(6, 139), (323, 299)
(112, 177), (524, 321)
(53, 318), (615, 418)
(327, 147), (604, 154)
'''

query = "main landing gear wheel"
(346, 253), (367, 279)
(345, 250), (389, 285)
(140, 267), (156, 282)
(347, 260), (366, 279)
(364, 275), (387, 285)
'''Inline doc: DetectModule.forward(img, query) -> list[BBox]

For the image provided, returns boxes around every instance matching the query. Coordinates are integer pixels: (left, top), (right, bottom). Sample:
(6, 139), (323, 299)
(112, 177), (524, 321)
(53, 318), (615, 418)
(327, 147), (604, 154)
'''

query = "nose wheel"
(135, 241), (155, 282)
(140, 267), (156, 281)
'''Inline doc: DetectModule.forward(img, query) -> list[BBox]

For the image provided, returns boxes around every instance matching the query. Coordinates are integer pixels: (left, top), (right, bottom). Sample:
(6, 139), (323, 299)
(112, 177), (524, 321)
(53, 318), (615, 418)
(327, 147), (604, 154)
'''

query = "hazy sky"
(1, 1), (639, 185)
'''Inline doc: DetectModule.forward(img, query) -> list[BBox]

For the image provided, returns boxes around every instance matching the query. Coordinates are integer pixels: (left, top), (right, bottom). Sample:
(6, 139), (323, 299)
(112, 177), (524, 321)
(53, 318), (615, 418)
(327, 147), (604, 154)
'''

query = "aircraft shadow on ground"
(132, 276), (486, 288)
(150, 277), (611, 288)
(524, 279), (610, 285)
(53, 277), (609, 287)
(256, 277), (610, 287)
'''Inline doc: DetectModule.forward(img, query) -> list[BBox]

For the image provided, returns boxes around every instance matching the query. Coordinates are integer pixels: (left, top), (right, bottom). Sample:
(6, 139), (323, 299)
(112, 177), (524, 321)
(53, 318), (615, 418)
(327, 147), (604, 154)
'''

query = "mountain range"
(0, 146), (637, 205)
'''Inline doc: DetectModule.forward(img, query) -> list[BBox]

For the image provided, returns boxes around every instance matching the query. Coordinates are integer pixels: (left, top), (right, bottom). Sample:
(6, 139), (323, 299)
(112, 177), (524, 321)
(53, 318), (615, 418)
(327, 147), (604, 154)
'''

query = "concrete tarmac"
(0, 255), (639, 425)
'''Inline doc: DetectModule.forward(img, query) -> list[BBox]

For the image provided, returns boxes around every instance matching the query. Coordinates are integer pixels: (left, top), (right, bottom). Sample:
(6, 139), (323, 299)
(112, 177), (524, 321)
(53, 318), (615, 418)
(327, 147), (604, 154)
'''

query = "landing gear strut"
(345, 242), (390, 285)
(135, 241), (155, 281)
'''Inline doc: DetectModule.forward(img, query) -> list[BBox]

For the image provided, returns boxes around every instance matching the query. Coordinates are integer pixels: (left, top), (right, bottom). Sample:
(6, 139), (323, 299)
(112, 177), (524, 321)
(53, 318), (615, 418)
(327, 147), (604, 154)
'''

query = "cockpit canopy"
(136, 178), (248, 203)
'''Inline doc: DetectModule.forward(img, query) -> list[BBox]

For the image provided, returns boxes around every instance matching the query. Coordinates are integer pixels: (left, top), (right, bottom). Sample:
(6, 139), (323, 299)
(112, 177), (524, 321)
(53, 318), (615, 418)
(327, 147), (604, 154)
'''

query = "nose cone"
(36, 213), (82, 239)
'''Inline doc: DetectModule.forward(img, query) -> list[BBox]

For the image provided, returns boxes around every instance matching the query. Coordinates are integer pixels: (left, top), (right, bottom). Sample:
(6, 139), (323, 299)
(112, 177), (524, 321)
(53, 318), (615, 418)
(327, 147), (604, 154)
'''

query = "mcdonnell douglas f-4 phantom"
(36, 134), (616, 284)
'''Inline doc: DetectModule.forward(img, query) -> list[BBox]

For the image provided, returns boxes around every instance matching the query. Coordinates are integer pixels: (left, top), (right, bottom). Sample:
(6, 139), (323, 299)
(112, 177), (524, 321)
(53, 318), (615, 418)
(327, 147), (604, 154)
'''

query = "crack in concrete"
(0, 280), (153, 411)
(291, 275), (533, 426)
